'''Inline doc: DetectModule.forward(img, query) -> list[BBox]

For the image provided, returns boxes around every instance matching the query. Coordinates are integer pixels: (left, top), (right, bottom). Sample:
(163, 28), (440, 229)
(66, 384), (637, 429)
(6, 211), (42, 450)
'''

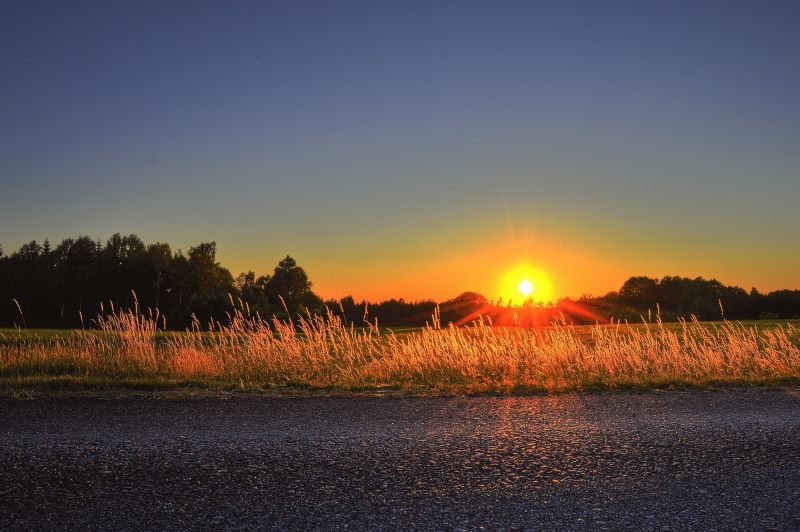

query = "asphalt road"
(1, 390), (799, 531)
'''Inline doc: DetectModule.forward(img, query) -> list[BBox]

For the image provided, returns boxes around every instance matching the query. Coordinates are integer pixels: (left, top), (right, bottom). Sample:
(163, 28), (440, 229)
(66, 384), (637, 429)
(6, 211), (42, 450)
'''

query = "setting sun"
(500, 265), (555, 305)
(518, 279), (533, 297)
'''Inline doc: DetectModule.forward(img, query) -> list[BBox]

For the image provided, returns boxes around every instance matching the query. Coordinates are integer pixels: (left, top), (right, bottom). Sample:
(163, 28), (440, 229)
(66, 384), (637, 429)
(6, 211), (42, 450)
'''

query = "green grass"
(0, 326), (425, 347)
(3, 320), (796, 346)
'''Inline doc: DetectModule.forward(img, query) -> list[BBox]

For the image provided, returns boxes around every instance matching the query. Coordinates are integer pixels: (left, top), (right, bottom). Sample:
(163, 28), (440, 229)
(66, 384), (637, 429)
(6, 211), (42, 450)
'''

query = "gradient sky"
(2, 1), (799, 302)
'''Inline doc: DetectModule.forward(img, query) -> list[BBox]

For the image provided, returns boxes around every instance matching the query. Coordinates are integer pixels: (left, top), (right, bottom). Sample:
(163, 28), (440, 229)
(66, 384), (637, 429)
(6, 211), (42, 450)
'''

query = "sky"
(1, 0), (799, 302)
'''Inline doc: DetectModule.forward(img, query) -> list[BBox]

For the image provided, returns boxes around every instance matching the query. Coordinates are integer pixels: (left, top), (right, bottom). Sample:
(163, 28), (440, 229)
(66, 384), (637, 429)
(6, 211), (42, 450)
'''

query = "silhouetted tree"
(619, 276), (659, 310)
(264, 256), (322, 317)
(235, 270), (273, 317)
(178, 242), (235, 326)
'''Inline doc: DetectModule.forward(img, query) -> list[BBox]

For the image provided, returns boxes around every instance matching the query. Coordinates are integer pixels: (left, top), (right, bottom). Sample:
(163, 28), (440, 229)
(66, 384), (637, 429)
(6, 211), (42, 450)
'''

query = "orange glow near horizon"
(220, 212), (799, 304)
(225, 218), (633, 304)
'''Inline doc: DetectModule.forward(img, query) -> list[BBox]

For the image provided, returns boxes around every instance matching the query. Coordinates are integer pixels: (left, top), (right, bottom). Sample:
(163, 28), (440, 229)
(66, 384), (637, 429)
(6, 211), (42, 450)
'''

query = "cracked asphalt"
(1, 390), (799, 530)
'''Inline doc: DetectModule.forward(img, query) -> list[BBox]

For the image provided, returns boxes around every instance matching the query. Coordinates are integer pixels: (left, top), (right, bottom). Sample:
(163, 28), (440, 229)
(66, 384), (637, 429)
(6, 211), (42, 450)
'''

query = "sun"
(499, 264), (554, 305)
(518, 279), (534, 297)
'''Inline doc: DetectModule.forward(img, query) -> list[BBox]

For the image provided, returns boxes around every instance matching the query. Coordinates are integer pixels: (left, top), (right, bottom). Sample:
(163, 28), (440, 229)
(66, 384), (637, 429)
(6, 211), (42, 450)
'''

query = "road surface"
(1, 390), (799, 530)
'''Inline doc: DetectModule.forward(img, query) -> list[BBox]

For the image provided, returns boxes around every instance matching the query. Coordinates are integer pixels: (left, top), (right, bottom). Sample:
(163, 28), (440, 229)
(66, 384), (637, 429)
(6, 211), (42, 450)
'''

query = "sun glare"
(518, 279), (533, 296)
(500, 265), (554, 305)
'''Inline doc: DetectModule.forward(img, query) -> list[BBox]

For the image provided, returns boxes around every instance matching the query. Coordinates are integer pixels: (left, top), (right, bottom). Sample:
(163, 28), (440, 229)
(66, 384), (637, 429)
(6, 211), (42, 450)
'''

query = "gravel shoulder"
(1, 389), (799, 530)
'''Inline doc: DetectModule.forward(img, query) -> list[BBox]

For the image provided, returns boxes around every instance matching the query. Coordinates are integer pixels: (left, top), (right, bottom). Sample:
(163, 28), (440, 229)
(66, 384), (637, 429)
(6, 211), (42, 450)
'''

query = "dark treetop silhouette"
(1, 234), (798, 329)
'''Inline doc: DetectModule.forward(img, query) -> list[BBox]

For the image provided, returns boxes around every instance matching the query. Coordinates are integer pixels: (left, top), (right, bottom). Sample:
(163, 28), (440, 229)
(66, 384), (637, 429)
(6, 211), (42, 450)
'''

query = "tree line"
(587, 275), (800, 322)
(0, 234), (322, 329)
(1, 234), (798, 329)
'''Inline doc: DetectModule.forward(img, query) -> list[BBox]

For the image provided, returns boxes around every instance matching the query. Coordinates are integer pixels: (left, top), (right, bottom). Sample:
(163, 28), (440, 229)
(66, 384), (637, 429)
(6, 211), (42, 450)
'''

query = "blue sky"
(1, 1), (799, 300)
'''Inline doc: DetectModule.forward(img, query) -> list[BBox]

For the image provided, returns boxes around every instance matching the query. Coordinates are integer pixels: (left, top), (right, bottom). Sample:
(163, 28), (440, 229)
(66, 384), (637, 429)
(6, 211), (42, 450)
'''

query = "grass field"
(1, 306), (799, 395)
(3, 319), (797, 346)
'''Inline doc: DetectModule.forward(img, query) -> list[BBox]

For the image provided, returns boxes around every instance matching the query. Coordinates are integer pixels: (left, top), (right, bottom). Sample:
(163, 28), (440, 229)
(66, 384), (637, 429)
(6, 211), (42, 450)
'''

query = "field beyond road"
(1, 390), (799, 529)
(1, 309), (799, 394)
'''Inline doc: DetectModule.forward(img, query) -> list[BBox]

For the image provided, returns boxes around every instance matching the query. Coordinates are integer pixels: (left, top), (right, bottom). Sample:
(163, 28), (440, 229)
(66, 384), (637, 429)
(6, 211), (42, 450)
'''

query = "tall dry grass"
(2, 297), (799, 392)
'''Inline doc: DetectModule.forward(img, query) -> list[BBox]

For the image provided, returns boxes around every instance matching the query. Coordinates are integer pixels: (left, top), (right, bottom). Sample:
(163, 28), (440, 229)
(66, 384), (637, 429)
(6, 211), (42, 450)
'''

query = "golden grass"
(2, 298), (799, 393)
